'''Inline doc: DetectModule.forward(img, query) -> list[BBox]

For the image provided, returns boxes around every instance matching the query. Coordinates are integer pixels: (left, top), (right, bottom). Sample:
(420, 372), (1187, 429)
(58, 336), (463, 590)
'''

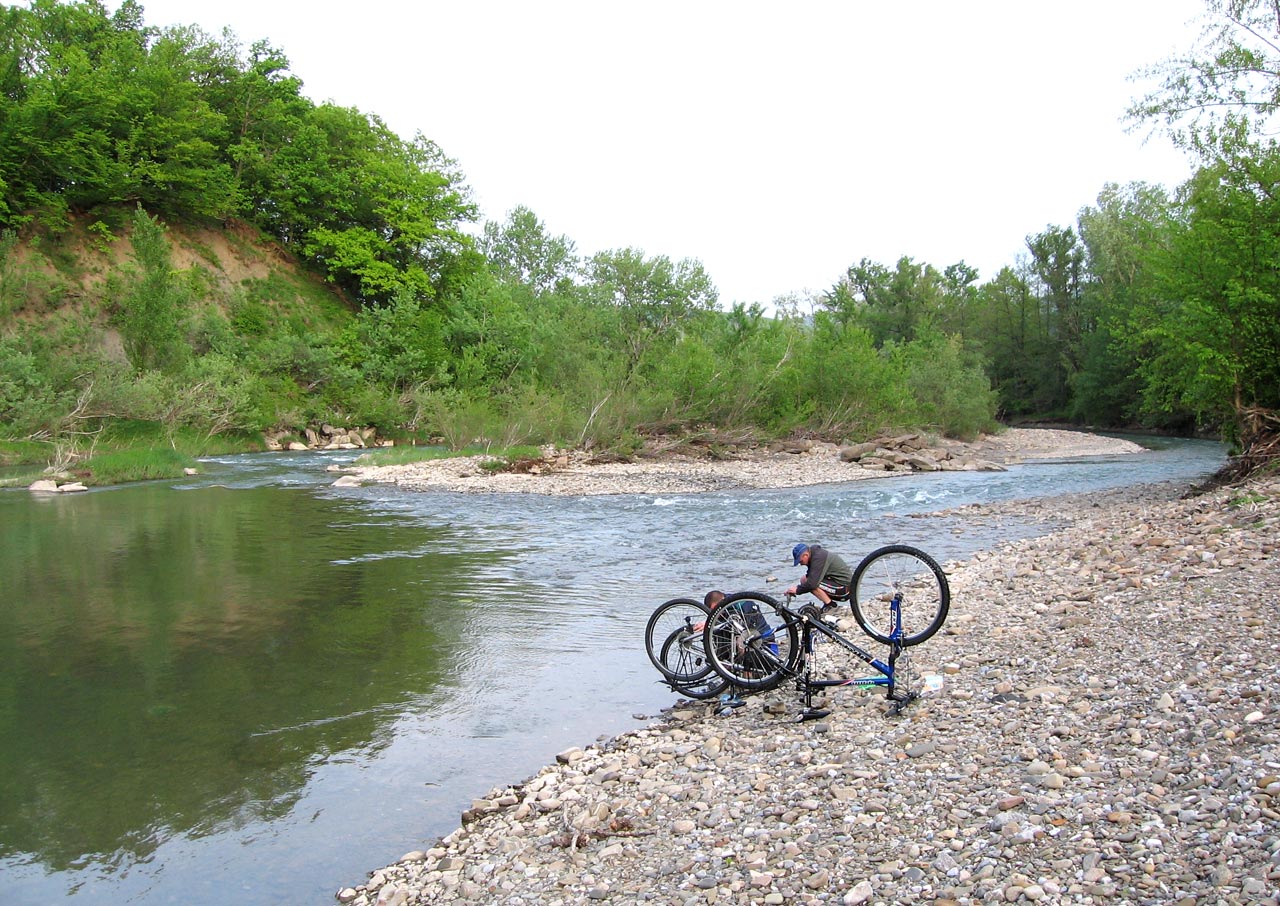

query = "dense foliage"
(2, 0), (1278, 477)
(0, 0), (474, 303)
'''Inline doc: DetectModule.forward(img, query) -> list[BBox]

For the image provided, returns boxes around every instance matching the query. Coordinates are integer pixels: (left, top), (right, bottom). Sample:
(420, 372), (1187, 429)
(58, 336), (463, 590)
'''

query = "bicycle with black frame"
(643, 595), (730, 701)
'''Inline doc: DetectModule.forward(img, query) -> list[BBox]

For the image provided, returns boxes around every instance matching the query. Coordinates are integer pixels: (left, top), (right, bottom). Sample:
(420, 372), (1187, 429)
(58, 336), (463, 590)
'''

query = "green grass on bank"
(75, 447), (197, 485)
(0, 446), (198, 487)
(0, 421), (270, 486)
(0, 438), (48, 467)
(0, 415), (548, 487)
(354, 444), (544, 471)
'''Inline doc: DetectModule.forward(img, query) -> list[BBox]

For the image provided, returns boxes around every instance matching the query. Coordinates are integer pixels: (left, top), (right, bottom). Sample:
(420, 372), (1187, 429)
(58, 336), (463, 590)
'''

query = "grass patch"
(0, 463), (53, 488)
(1227, 490), (1269, 508)
(478, 445), (544, 472)
(73, 447), (197, 485)
(0, 420), (265, 485)
(0, 437), (51, 467)
(96, 420), (265, 457)
(354, 443), (544, 471)
(353, 445), (455, 467)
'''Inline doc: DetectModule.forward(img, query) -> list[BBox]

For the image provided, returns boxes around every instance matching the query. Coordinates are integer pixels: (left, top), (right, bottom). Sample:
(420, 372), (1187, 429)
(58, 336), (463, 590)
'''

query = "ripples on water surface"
(0, 437), (1225, 905)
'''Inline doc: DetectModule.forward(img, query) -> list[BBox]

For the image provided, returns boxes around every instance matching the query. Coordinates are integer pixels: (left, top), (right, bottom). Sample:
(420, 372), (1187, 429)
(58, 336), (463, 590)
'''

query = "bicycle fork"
(884, 592), (919, 714)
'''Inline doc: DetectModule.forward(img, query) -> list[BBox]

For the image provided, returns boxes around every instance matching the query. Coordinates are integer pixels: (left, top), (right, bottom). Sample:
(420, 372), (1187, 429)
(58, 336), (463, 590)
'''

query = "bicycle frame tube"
(802, 613), (892, 678)
(728, 599), (907, 693)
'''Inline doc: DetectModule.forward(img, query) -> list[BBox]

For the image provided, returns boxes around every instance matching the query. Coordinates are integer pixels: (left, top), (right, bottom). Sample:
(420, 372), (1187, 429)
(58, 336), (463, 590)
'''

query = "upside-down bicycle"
(643, 595), (729, 700)
(701, 544), (950, 718)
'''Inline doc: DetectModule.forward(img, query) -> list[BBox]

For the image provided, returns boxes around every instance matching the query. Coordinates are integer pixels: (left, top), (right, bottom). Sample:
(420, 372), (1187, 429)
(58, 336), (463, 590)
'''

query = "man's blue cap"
(792, 543), (809, 566)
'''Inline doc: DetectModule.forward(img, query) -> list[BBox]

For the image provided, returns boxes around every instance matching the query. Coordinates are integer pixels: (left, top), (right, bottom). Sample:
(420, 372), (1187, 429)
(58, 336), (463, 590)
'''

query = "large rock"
(838, 442), (880, 462)
(941, 457), (1005, 472)
(774, 439), (814, 454)
(839, 433), (1007, 474)
(902, 452), (942, 471)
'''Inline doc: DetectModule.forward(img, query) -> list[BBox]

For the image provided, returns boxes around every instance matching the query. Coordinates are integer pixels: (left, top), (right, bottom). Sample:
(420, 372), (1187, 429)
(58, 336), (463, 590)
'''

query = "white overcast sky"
(124, 0), (1207, 305)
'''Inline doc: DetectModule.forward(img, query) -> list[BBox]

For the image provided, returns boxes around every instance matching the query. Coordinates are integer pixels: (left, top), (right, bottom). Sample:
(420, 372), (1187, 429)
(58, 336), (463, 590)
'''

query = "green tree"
(445, 270), (536, 392)
(937, 261), (981, 338)
(294, 109), (478, 303)
(1128, 0), (1280, 448)
(0, 2), (480, 306)
(585, 248), (718, 375)
(481, 205), (579, 295)
(0, 0), (139, 221)
(118, 207), (187, 373)
(972, 266), (1057, 417)
(892, 330), (999, 440)
(116, 26), (238, 218)
(1024, 224), (1087, 413)
(1130, 154), (1280, 437)
(1129, 0), (1280, 157)
(824, 256), (944, 346)
(338, 290), (448, 390)
(1073, 182), (1175, 425)
(0, 1), (237, 223)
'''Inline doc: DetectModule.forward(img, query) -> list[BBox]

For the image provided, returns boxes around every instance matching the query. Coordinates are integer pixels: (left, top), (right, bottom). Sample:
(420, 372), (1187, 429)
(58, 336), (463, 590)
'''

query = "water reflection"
(0, 484), (465, 876)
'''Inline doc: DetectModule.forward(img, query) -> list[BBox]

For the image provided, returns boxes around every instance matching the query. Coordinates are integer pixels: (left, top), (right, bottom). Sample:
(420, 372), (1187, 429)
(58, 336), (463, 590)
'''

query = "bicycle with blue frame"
(701, 545), (950, 718)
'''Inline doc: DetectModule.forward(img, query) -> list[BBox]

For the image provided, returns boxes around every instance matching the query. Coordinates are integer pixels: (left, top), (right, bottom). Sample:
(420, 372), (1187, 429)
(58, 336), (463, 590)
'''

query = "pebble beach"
(338, 431), (1280, 906)
(346, 429), (1147, 497)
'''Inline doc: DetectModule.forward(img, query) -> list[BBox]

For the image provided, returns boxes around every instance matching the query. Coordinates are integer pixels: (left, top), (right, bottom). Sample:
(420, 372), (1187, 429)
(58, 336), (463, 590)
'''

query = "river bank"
(336, 440), (1280, 905)
(346, 428), (1147, 496)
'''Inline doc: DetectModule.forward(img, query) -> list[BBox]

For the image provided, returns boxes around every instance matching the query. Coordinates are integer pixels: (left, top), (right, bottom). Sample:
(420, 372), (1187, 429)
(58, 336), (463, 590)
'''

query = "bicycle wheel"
(851, 545), (950, 647)
(702, 592), (800, 692)
(659, 628), (728, 700)
(645, 597), (713, 681)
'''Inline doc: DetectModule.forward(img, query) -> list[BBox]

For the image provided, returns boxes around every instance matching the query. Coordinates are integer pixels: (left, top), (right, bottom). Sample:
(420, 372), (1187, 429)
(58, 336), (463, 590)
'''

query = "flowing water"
(0, 436), (1225, 904)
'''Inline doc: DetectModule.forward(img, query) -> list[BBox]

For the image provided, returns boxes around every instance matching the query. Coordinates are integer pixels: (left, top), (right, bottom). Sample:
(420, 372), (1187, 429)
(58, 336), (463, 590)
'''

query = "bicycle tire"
(659, 628), (728, 700)
(702, 591), (800, 692)
(645, 597), (713, 682)
(850, 545), (950, 647)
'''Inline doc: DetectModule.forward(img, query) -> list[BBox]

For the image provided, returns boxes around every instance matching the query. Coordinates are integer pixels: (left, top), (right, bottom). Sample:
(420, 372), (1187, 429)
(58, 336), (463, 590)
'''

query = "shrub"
(117, 208), (190, 373)
(893, 332), (998, 440)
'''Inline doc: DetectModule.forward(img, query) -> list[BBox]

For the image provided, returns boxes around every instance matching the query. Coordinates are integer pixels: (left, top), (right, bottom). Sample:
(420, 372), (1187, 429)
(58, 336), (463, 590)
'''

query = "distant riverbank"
(347, 428), (1147, 496)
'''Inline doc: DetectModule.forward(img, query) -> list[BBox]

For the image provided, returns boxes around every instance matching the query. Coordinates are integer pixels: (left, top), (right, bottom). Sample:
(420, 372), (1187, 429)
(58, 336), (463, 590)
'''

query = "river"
(0, 436), (1225, 905)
